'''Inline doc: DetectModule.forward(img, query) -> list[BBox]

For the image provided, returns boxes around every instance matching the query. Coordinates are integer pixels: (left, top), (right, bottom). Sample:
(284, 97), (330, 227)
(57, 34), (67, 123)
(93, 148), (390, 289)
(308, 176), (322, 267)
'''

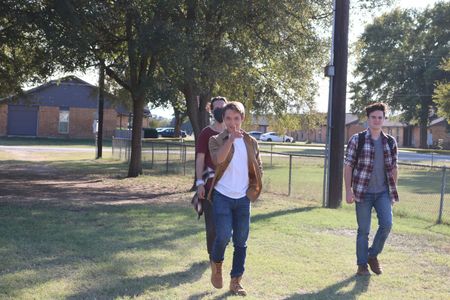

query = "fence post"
(288, 155), (292, 196)
(438, 167), (447, 224)
(128, 139), (131, 162)
(112, 137), (115, 158)
(180, 142), (183, 162)
(183, 144), (187, 176)
(151, 142), (154, 169)
(270, 144), (273, 167)
(166, 143), (169, 174)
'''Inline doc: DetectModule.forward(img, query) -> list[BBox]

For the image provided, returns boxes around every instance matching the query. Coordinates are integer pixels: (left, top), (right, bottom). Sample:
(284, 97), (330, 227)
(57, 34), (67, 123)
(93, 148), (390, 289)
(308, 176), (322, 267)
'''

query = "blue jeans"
(211, 190), (250, 278)
(355, 189), (393, 266)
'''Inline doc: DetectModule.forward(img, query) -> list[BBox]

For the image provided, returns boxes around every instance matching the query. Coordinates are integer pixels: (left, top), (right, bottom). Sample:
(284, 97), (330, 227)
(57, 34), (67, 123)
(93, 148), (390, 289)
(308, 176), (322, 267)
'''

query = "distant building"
(428, 117), (450, 149)
(0, 76), (150, 139)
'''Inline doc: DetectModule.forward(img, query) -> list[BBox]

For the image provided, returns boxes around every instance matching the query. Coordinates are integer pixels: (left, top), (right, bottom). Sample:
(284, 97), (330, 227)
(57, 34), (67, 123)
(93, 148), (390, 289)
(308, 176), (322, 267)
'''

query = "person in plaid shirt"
(344, 102), (399, 276)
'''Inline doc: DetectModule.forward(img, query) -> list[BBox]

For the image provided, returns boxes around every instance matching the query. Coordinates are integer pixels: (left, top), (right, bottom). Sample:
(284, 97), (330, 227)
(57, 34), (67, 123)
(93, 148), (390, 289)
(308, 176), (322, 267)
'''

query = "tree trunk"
(96, 60), (105, 159)
(173, 108), (182, 137)
(419, 101), (429, 149)
(199, 92), (211, 130)
(419, 117), (428, 149)
(184, 86), (200, 140)
(128, 94), (145, 177)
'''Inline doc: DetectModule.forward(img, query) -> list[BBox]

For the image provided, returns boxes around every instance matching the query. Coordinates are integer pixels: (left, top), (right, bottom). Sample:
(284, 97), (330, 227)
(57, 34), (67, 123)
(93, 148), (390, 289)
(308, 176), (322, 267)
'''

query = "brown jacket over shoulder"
(207, 130), (263, 202)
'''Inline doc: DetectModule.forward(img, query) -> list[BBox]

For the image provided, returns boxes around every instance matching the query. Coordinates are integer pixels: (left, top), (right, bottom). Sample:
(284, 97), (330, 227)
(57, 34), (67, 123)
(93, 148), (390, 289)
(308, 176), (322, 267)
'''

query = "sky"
(66, 0), (443, 119)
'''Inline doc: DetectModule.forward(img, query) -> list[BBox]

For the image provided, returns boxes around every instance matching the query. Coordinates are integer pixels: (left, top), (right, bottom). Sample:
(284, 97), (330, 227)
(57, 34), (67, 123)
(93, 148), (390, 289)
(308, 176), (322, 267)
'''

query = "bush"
(143, 128), (159, 138)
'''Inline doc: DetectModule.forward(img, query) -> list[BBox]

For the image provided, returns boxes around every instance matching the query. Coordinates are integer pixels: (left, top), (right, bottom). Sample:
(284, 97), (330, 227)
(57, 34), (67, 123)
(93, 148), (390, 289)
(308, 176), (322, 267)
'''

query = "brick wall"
(346, 124), (366, 141)
(385, 127), (404, 147)
(430, 123), (450, 149)
(35, 106), (118, 139)
(102, 109), (117, 138)
(38, 106), (60, 137)
(0, 104), (7, 136)
(412, 127), (421, 148)
(345, 124), (405, 147)
(69, 107), (117, 139)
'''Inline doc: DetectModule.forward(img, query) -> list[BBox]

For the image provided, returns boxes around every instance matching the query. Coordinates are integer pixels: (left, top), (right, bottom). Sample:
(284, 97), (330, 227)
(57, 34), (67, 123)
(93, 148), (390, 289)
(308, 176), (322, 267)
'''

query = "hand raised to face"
(228, 126), (243, 142)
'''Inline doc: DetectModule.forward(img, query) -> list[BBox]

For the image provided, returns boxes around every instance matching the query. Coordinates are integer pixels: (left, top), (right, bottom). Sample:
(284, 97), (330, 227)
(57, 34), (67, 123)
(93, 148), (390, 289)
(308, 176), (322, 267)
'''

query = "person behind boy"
(195, 96), (227, 260)
(207, 101), (262, 296)
(344, 102), (399, 276)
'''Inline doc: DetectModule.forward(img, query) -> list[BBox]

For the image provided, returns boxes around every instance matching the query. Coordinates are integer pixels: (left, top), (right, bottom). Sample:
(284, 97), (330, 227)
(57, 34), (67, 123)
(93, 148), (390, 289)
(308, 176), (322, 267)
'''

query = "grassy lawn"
(145, 150), (450, 224)
(0, 149), (449, 299)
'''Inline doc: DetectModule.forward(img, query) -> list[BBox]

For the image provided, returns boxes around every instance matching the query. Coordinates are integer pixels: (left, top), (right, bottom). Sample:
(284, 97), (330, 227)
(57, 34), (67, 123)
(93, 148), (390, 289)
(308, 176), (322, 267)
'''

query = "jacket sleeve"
(208, 135), (220, 166)
(391, 138), (398, 169)
(255, 139), (263, 176)
(344, 134), (358, 168)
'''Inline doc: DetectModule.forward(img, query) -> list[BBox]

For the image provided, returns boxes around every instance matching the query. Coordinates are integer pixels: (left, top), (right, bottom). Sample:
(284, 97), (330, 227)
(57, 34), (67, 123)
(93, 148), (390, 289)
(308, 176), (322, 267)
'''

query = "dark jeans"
(356, 189), (393, 265)
(211, 190), (250, 278)
(202, 190), (216, 260)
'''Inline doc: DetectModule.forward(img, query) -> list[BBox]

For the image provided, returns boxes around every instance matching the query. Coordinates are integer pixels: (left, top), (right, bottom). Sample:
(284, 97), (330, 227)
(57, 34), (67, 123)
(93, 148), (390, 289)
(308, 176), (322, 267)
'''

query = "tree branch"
(105, 65), (131, 92)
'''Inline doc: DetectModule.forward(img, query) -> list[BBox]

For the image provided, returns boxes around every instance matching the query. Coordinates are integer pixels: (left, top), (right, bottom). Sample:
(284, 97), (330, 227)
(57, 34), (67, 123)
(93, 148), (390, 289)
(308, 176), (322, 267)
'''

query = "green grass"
(128, 143), (450, 224)
(0, 153), (449, 299)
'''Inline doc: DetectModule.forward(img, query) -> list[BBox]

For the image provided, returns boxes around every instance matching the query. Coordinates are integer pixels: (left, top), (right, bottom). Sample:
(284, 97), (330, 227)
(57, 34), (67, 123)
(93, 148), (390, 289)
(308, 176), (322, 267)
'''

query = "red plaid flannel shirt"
(344, 129), (399, 203)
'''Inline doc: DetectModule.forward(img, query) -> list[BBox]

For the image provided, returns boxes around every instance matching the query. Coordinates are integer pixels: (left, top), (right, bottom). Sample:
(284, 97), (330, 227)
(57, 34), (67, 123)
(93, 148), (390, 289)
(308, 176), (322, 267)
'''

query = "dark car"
(248, 131), (263, 140)
(159, 127), (187, 138)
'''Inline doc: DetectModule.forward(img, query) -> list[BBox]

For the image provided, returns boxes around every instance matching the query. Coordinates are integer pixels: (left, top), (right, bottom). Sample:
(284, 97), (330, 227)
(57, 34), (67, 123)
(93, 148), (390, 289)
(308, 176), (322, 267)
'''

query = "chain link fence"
(112, 138), (449, 224)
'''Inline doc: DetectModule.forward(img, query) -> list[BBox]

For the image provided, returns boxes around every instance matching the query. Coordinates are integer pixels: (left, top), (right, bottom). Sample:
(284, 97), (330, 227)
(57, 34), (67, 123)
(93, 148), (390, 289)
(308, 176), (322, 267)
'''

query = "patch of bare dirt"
(0, 160), (193, 208)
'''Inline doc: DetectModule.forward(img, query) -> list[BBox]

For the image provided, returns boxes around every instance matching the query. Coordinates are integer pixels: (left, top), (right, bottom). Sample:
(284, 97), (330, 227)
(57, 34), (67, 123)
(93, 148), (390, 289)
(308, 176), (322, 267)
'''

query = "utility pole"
(96, 60), (105, 159)
(326, 0), (350, 208)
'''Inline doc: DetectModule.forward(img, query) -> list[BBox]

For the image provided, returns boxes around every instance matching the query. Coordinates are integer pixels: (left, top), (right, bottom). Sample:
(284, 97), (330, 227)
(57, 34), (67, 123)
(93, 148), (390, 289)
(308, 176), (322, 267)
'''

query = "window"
(59, 109), (69, 133)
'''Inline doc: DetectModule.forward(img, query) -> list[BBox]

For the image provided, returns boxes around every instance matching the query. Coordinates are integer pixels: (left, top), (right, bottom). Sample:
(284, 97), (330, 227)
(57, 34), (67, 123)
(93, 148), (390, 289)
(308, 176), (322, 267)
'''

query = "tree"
(350, 2), (450, 148)
(4, 0), (395, 177)
(46, 0), (180, 177)
(0, 1), (55, 97)
(433, 58), (450, 122)
(269, 114), (298, 137)
(155, 1), (332, 141)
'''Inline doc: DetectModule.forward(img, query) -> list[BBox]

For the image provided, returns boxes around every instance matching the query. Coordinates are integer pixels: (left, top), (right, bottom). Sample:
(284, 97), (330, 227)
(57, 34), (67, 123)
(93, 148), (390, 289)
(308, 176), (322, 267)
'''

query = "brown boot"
(210, 261), (223, 289)
(368, 256), (383, 275)
(356, 264), (370, 276)
(230, 276), (247, 296)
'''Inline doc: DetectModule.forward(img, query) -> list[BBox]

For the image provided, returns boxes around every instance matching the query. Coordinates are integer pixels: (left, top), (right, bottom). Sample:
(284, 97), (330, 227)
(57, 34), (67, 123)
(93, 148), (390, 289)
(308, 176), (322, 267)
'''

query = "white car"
(260, 132), (294, 142)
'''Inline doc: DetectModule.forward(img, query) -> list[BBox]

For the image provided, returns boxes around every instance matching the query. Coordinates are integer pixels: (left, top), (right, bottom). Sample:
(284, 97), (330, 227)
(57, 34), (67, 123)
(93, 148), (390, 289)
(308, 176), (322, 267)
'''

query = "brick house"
(345, 113), (406, 146)
(246, 115), (269, 133)
(0, 76), (150, 139)
(288, 113), (406, 146)
(428, 117), (450, 149)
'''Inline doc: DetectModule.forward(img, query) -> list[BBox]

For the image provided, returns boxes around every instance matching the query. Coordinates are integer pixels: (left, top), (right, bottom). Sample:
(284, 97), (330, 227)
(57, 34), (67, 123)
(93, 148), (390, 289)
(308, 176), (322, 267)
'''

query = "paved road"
(269, 145), (450, 163)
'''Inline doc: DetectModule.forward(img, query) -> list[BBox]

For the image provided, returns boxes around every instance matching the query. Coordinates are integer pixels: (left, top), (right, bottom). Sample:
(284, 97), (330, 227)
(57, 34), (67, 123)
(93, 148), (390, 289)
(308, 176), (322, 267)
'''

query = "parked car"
(260, 132), (294, 142)
(156, 127), (170, 133)
(143, 128), (159, 138)
(158, 127), (187, 138)
(248, 131), (263, 140)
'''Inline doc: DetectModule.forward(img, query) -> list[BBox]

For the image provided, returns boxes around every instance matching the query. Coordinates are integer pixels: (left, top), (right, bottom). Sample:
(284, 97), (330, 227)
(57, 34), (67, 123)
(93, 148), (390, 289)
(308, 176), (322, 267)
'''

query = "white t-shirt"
(215, 137), (249, 199)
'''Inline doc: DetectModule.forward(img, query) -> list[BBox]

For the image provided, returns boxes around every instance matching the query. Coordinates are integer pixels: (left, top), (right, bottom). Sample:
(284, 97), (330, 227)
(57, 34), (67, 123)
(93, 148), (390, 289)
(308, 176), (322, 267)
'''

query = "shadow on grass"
(252, 207), (317, 223)
(0, 203), (205, 297)
(397, 169), (444, 194)
(67, 261), (209, 299)
(284, 275), (371, 300)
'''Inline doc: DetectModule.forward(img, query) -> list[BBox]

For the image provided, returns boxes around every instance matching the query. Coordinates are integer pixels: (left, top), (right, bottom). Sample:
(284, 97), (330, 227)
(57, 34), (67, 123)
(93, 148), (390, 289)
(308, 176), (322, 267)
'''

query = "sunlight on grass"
(0, 147), (449, 299)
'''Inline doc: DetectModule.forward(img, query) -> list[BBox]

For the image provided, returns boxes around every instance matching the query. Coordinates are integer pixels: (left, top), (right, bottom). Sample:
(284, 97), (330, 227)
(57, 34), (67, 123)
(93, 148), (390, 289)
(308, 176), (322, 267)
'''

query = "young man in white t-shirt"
(207, 101), (263, 296)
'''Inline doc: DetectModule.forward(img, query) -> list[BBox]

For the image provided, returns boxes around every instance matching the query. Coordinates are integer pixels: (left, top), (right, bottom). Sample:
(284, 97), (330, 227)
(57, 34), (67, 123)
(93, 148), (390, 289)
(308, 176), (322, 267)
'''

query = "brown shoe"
(230, 276), (247, 296)
(210, 261), (223, 289)
(368, 256), (383, 275)
(356, 264), (370, 276)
